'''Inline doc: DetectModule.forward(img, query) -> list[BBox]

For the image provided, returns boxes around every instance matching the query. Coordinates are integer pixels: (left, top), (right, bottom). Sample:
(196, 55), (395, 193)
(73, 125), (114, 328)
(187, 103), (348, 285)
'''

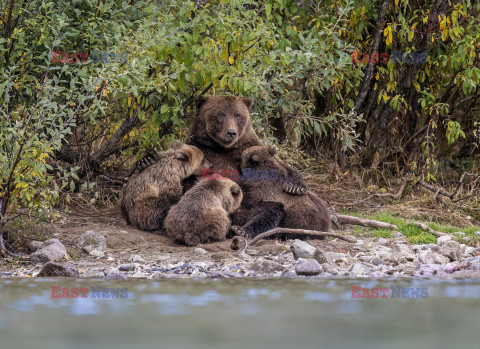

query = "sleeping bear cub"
(164, 179), (243, 246)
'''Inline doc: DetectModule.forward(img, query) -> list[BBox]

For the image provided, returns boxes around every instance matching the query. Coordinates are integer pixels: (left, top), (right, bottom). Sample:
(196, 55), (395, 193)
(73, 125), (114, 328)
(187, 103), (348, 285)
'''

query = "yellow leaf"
(293, 26), (297, 32)
(228, 56), (234, 64)
(395, 0), (399, 5)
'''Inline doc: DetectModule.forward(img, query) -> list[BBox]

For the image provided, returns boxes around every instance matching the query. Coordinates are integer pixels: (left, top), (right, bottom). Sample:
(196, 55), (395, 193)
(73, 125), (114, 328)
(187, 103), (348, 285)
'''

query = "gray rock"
(439, 240), (462, 261)
(414, 264), (443, 277)
(37, 262), (79, 277)
(375, 251), (398, 264)
(412, 244), (439, 253)
(295, 259), (322, 276)
(30, 239), (69, 264)
(250, 259), (285, 274)
(392, 231), (406, 239)
(89, 250), (105, 258)
(372, 258), (383, 266)
(281, 271), (297, 278)
(291, 240), (316, 259)
(376, 238), (391, 246)
(313, 247), (332, 265)
(325, 252), (348, 264)
(194, 248), (208, 254)
(118, 263), (139, 271)
(442, 263), (460, 274)
(29, 240), (44, 252)
(392, 243), (415, 262)
(130, 254), (145, 263)
(77, 231), (107, 254)
(349, 262), (372, 277)
(103, 273), (128, 280)
(451, 269), (480, 279)
(418, 250), (449, 264)
(437, 235), (452, 245)
(464, 246), (476, 256)
(320, 263), (338, 275)
(81, 271), (105, 278)
(474, 231), (480, 237)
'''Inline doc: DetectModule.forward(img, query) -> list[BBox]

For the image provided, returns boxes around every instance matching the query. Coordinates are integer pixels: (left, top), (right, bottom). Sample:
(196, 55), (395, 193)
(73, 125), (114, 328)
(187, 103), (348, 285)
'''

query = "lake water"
(1, 278), (479, 349)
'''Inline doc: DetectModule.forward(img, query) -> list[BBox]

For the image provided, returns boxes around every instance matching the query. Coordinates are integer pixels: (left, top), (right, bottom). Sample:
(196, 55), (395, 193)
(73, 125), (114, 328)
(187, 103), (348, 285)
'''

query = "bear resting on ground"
(164, 179), (243, 246)
(121, 143), (210, 231)
(233, 146), (331, 238)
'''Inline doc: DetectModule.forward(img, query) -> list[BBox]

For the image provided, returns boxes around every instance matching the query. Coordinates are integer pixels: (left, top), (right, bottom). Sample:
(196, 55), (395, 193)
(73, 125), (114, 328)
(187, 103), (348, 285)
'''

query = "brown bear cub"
(121, 143), (210, 231)
(236, 146), (331, 237)
(164, 179), (243, 246)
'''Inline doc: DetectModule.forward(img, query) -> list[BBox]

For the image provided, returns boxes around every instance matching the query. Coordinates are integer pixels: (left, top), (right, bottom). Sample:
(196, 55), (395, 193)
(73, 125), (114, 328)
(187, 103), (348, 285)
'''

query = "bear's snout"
(226, 129), (237, 141)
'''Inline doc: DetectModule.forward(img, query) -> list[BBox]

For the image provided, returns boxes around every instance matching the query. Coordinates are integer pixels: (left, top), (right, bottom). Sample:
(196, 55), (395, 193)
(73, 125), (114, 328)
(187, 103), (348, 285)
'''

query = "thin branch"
(412, 222), (455, 239)
(336, 214), (398, 230)
(248, 228), (357, 246)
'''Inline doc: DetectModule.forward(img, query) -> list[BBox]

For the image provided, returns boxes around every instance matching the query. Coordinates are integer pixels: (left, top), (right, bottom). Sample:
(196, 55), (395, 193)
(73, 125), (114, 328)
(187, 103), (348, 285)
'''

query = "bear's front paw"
(282, 180), (308, 195)
(227, 225), (247, 239)
(136, 153), (158, 171)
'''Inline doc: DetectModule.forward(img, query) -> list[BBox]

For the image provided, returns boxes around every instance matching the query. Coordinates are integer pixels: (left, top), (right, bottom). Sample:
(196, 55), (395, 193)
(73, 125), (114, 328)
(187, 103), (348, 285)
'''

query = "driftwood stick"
(417, 180), (453, 199)
(333, 180), (407, 206)
(412, 222), (456, 239)
(248, 228), (357, 246)
(336, 214), (398, 230)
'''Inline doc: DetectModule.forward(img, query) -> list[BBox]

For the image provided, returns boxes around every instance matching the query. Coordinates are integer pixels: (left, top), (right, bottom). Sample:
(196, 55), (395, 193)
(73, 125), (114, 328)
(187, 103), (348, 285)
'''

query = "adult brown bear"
(137, 95), (317, 237)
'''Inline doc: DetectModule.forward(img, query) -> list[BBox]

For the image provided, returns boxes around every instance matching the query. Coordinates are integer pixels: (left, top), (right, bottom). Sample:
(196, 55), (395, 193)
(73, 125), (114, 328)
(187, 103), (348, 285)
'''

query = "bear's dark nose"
(226, 129), (237, 141)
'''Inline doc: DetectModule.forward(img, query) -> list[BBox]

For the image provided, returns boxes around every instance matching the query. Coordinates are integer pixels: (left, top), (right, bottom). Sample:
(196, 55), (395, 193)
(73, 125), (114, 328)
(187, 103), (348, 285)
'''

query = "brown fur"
(239, 146), (331, 232)
(189, 95), (261, 172)
(164, 179), (243, 246)
(121, 143), (210, 231)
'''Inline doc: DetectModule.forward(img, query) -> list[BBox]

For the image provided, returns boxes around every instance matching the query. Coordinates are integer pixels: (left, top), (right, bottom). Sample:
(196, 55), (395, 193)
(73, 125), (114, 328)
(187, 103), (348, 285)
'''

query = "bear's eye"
(235, 114), (241, 120)
(231, 186), (240, 196)
(217, 113), (225, 120)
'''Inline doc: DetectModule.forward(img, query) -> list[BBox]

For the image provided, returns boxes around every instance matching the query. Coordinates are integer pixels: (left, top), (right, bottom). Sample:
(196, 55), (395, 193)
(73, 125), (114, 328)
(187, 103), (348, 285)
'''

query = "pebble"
(194, 248), (208, 254)
(103, 273), (128, 280)
(313, 247), (332, 265)
(77, 231), (107, 254)
(250, 260), (285, 274)
(37, 262), (79, 277)
(295, 259), (322, 276)
(291, 240), (316, 259)
(30, 239), (69, 264)
(439, 240), (463, 261)
(349, 262), (372, 277)
(90, 250), (105, 258)
(130, 254), (145, 263)
(118, 263), (139, 271)
(437, 235), (452, 245)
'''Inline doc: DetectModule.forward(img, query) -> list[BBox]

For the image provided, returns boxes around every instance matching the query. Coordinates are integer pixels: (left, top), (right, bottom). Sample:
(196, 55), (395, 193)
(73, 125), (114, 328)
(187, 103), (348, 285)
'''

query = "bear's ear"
(194, 95), (209, 109)
(174, 149), (190, 162)
(241, 97), (253, 111)
(250, 154), (260, 164)
(268, 147), (277, 156)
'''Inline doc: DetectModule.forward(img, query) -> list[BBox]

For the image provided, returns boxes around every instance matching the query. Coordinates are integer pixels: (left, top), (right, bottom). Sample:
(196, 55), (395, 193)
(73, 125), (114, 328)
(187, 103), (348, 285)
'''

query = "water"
(1, 278), (479, 349)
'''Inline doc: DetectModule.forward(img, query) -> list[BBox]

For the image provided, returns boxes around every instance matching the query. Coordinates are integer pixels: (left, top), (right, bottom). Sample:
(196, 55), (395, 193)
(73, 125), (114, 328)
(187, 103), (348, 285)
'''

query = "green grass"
(342, 211), (480, 245)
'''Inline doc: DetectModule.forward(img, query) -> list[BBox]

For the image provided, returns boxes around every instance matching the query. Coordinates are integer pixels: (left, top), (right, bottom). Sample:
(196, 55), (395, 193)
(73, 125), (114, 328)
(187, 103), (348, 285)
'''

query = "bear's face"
(241, 145), (279, 171)
(199, 178), (243, 213)
(195, 95), (253, 148)
(171, 143), (211, 177)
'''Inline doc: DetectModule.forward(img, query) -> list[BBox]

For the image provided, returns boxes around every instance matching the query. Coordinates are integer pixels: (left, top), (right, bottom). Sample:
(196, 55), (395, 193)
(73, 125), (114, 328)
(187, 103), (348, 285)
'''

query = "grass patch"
(342, 211), (480, 245)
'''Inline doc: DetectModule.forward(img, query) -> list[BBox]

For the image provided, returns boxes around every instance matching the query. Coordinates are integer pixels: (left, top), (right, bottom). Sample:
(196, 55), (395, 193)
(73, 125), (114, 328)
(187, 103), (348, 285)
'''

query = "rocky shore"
(2, 227), (480, 280)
